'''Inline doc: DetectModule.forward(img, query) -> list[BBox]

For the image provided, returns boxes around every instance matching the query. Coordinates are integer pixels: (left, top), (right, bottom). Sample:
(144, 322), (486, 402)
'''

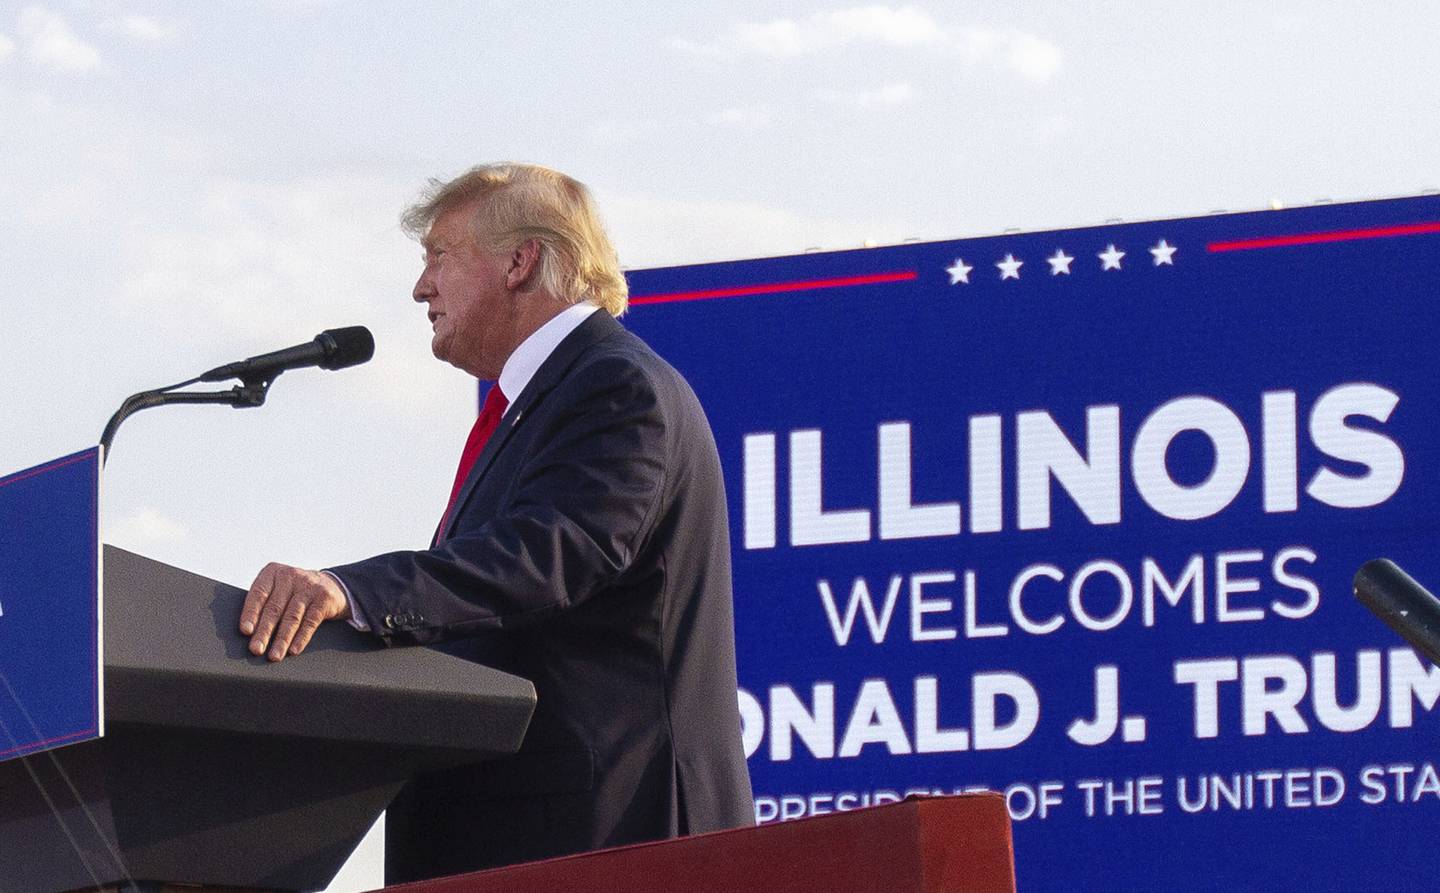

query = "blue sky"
(2, 2), (1437, 888)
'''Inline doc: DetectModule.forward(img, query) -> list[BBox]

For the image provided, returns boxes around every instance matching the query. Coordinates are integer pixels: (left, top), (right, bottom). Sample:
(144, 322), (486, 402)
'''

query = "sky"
(2, 2), (1438, 889)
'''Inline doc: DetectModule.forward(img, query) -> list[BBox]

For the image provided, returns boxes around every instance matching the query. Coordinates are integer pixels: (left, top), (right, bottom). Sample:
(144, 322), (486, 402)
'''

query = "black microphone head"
(1354, 558), (1440, 667)
(317, 326), (375, 371)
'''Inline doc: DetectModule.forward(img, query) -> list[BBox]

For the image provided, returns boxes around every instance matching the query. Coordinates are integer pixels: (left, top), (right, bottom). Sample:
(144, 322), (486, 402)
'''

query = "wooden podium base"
(79, 886), (272, 893)
(382, 793), (1015, 893)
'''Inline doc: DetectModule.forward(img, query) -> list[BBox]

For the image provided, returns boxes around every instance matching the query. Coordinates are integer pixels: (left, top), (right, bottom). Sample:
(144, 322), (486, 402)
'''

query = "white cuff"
(321, 570), (369, 631)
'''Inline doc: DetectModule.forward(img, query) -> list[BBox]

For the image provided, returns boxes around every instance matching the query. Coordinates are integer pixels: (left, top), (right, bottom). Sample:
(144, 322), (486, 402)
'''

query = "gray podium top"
(104, 545), (536, 754)
(0, 547), (538, 892)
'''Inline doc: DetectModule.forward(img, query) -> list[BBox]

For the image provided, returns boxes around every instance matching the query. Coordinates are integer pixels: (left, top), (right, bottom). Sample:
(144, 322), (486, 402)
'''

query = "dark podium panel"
(0, 547), (536, 892)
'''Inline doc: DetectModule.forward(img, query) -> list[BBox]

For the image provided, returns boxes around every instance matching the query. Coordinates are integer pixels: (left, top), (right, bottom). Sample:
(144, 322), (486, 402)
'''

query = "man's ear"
(506, 239), (542, 290)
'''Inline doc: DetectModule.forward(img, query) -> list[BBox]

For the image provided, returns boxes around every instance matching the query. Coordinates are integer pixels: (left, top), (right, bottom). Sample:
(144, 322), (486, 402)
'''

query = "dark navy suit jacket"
(329, 310), (753, 881)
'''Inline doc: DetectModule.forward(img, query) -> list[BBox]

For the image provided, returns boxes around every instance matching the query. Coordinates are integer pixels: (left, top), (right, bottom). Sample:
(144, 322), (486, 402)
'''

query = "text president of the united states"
(236, 163), (753, 881)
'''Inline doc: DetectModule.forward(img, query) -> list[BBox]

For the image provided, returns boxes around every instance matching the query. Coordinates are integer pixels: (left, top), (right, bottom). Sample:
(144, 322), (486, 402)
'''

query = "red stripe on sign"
(0, 728), (96, 759)
(1208, 221), (1440, 252)
(0, 452), (92, 489)
(630, 271), (918, 306)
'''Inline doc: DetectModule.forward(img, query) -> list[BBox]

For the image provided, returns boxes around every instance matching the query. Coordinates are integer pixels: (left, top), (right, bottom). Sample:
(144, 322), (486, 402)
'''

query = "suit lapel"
(436, 311), (622, 544)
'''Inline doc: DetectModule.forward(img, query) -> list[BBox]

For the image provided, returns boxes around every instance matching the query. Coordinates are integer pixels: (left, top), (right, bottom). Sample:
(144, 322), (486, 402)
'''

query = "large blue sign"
(0, 448), (103, 762)
(625, 197), (1440, 891)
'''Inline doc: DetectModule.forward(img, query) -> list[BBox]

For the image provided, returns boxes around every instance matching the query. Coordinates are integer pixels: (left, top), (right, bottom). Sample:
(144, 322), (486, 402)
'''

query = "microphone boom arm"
(97, 324), (372, 466)
(98, 374), (277, 465)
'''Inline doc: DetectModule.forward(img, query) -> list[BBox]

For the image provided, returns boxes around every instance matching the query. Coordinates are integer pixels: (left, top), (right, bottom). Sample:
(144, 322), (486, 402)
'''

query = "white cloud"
(584, 115), (665, 147)
(729, 6), (945, 57)
(704, 106), (773, 128)
(0, 81), (432, 417)
(603, 191), (910, 269)
(944, 26), (1063, 82)
(18, 6), (101, 72)
(0, 33), (15, 61)
(107, 505), (191, 549)
(673, 6), (1062, 83)
(0, 86), (205, 230)
(255, 0), (346, 9)
(112, 173), (451, 414)
(666, 37), (722, 59)
(586, 108), (774, 144)
(117, 175), (414, 339)
(821, 82), (914, 108)
(1005, 31), (1063, 83)
(113, 15), (179, 44)
(1029, 113), (1071, 144)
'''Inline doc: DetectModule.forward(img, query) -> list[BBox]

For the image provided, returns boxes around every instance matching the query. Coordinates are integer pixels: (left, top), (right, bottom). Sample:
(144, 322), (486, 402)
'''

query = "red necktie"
(437, 385), (509, 539)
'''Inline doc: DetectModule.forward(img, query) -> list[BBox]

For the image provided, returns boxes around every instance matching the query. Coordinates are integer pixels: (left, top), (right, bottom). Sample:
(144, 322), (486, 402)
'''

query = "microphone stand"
(99, 373), (278, 466)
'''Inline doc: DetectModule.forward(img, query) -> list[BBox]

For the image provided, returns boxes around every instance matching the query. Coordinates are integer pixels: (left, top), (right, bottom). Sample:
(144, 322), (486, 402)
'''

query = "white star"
(1150, 239), (1177, 266)
(996, 253), (1023, 280)
(1098, 244), (1125, 270)
(1046, 249), (1074, 275)
(946, 258), (973, 284)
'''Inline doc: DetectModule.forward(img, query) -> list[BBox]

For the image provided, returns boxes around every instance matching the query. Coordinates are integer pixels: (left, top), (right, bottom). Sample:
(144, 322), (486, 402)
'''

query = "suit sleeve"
(327, 356), (668, 644)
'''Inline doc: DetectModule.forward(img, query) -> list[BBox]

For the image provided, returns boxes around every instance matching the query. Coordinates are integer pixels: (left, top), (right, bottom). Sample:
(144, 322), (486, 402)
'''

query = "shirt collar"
(497, 302), (600, 401)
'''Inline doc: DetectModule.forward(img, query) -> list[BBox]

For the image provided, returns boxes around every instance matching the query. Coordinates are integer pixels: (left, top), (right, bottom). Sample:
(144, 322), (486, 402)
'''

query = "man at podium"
(236, 162), (754, 881)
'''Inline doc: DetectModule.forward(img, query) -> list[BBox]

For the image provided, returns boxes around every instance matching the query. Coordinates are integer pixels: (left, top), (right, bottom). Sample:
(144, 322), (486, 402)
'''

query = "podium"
(0, 547), (537, 891)
(383, 794), (1016, 893)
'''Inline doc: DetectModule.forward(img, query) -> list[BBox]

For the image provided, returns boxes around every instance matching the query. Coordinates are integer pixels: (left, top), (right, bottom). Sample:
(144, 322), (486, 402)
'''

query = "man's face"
(413, 200), (520, 379)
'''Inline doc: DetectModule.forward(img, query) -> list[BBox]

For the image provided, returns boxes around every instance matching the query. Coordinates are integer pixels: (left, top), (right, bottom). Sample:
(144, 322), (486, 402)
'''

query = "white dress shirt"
(498, 301), (600, 405)
(337, 301), (601, 631)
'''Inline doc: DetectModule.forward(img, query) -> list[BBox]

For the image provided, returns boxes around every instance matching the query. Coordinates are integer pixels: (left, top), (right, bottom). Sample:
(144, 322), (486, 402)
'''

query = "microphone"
(199, 326), (375, 383)
(1353, 558), (1440, 666)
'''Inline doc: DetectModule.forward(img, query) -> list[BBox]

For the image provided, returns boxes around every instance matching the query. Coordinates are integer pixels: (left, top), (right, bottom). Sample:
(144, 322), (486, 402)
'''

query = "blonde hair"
(402, 163), (628, 316)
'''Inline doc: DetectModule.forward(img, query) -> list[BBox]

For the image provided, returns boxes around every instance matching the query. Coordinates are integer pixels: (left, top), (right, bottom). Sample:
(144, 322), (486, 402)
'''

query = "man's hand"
(239, 563), (352, 661)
